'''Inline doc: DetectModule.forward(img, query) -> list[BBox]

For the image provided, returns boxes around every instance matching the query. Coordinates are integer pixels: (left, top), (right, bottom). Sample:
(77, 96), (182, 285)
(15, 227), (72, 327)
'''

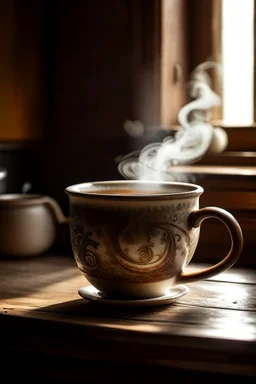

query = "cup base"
(84, 275), (181, 299)
(78, 284), (189, 307)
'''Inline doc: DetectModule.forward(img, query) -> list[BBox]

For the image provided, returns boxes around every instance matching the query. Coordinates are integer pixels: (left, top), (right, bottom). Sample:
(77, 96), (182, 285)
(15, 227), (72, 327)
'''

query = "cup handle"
(176, 206), (243, 284)
(42, 196), (69, 225)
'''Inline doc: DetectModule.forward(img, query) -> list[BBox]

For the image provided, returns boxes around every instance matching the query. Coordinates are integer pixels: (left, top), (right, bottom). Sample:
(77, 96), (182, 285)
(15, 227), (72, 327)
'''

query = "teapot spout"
(42, 196), (69, 224)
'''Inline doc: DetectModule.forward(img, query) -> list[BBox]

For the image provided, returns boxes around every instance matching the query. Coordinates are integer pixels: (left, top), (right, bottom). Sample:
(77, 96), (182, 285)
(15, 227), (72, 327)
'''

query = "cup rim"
(65, 180), (204, 200)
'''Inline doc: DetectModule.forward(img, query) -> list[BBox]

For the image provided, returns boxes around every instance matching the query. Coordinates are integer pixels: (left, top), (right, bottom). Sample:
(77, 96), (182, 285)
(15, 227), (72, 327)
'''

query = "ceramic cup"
(0, 194), (68, 257)
(65, 180), (243, 299)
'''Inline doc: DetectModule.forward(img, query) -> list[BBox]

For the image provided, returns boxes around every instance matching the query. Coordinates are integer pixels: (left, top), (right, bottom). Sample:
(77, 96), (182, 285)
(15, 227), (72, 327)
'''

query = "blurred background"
(0, 0), (255, 264)
(0, 0), (220, 209)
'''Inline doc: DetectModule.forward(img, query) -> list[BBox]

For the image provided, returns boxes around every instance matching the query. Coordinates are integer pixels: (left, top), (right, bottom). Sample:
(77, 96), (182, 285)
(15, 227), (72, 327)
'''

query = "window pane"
(222, 0), (254, 125)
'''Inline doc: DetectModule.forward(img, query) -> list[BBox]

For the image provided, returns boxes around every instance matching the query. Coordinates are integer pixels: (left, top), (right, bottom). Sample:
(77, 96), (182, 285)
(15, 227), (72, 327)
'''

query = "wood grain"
(0, 252), (256, 380)
(198, 152), (256, 166)
(186, 0), (222, 120)
(161, 0), (188, 126)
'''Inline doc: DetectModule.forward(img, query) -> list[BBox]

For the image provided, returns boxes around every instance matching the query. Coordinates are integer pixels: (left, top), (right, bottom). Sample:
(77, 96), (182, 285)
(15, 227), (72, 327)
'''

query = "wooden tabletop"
(1, 252), (256, 381)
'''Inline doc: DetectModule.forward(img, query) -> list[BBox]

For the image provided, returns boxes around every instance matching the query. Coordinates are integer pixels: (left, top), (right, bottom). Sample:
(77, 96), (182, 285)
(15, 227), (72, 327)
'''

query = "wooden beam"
(161, 0), (188, 126)
(187, 0), (222, 121)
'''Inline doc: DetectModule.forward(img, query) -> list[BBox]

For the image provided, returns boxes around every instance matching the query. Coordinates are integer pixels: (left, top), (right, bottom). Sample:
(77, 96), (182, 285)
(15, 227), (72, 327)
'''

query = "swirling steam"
(117, 62), (224, 182)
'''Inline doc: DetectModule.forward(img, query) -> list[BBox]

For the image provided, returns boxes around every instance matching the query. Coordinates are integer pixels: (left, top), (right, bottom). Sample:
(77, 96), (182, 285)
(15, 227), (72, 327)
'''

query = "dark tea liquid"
(87, 189), (164, 195)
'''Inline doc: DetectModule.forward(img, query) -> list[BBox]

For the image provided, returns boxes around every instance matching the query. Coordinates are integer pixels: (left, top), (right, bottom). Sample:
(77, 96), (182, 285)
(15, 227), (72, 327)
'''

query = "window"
(222, 0), (254, 125)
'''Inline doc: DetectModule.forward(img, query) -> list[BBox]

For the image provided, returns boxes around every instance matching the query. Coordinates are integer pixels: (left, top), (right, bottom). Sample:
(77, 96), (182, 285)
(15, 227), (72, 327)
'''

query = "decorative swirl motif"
(111, 223), (175, 272)
(137, 243), (154, 263)
(82, 249), (99, 271)
(110, 220), (191, 275)
(70, 206), (192, 283)
(175, 233), (181, 242)
(72, 226), (100, 273)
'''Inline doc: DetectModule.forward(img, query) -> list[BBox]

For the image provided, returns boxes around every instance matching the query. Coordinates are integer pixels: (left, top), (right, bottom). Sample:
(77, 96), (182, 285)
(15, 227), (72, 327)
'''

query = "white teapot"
(0, 194), (68, 257)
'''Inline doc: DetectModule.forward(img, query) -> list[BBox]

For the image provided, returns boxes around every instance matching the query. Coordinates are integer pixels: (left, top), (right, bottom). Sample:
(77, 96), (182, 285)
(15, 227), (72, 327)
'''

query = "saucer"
(78, 284), (189, 307)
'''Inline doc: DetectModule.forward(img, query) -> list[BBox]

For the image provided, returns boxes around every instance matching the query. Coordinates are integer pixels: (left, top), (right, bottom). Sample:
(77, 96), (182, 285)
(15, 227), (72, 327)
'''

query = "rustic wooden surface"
(0, 252), (256, 381)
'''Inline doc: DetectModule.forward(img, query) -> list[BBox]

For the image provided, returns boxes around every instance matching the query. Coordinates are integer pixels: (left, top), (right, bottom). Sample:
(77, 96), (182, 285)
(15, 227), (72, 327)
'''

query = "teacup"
(65, 180), (243, 299)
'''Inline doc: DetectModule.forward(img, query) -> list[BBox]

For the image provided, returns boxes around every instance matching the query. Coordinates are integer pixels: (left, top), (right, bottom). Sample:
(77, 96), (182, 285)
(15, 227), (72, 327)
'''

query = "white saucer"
(78, 284), (189, 307)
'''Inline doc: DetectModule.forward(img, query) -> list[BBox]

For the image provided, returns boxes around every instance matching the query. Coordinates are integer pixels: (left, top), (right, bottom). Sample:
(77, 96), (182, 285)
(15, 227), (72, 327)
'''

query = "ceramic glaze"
(66, 180), (243, 299)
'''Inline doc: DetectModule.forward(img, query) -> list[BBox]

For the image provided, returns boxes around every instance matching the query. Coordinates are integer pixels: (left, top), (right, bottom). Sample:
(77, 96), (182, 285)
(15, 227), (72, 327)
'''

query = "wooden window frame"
(160, 0), (256, 267)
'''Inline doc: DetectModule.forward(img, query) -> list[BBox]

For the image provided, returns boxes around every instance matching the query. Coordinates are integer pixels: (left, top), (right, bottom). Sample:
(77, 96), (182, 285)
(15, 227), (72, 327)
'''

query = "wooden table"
(1, 252), (256, 382)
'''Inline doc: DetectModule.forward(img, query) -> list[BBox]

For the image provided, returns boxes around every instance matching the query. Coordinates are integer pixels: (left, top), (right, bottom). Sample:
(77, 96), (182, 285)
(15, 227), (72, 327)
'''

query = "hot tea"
(87, 189), (163, 195)
(66, 180), (243, 300)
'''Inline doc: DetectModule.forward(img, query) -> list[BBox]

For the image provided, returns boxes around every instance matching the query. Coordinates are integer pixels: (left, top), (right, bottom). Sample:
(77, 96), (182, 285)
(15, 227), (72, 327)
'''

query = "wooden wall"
(36, 0), (188, 209)
(0, 0), (189, 207)
(0, 1), (45, 141)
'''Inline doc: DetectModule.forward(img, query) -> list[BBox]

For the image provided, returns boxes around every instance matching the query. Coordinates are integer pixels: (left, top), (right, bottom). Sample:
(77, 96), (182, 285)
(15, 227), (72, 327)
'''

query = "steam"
(21, 181), (32, 194)
(117, 62), (222, 182)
